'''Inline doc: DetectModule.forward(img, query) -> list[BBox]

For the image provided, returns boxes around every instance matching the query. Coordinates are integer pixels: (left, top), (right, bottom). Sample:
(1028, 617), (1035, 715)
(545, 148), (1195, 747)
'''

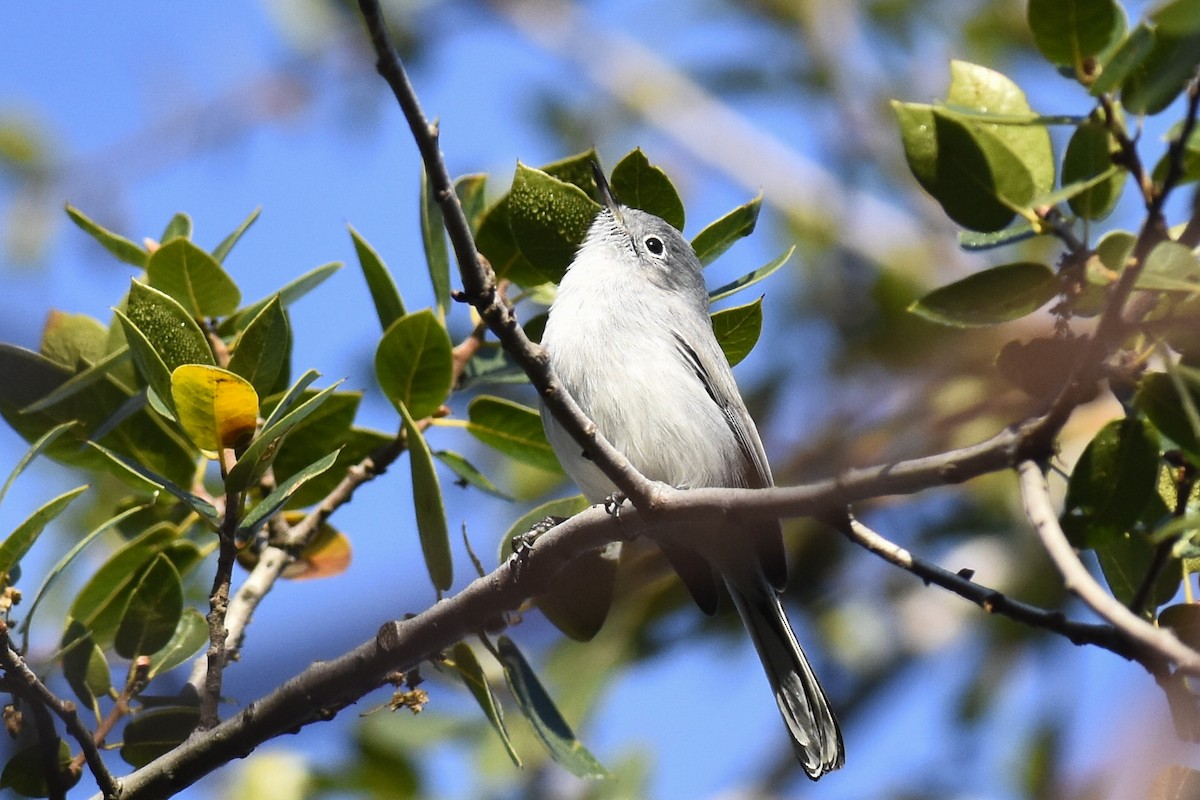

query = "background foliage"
(2, 0), (1200, 798)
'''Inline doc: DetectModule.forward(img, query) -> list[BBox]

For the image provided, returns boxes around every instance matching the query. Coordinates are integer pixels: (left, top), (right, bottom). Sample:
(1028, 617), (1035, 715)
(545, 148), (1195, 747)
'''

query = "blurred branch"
(1017, 460), (1200, 675)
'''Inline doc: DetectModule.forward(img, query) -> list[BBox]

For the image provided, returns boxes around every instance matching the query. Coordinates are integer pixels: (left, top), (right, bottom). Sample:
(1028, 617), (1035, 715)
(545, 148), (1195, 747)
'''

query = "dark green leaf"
(120, 706), (201, 768)
(711, 296), (763, 366)
(349, 224), (406, 331)
(467, 396), (562, 474)
(1096, 527), (1180, 607)
(271, 398), (380, 510)
(160, 212), (192, 243)
(20, 347), (132, 415)
(454, 173), (489, 233)
(113, 310), (175, 415)
(496, 635), (608, 779)
(114, 553), (184, 659)
(1153, 0), (1200, 35)
(691, 195), (761, 266)
(399, 401), (452, 592)
(420, 167), (452, 316)
(707, 247), (792, 304)
(227, 295), (290, 396)
(506, 162), (601, 286)
(224, 380), (341, 493)
(375, 309), (454, 420)
(1122, 30), (1200, 115)
(212, 207), (262, 263)
(1137, 371), (1200, 461)
(1027, 0), (1125, 67)
(146, 238), (241, 318)
(0, 739), (75, 797)
(434, 450), (513, 500)
(124, 280), (216, 370)
(1063, 122), (1126, 219)
(147, 608), (208, 679)
(1061, 417), (1161, 548)
(61, 621), (111, 716)
(0, 485), (87, 584)
(451, 641), (521, 767)
(238, 448), (340, 536)
(1091, 22), (1156, 95)
(908, 262), (1059, 327)
(89, 443), (219, 524)
(610, 148), (685, 230)
(476, 195), (533, 283)
(458, 342), (529, 389)
(261, 369), (320, 429)
(65, 203), (147, 267)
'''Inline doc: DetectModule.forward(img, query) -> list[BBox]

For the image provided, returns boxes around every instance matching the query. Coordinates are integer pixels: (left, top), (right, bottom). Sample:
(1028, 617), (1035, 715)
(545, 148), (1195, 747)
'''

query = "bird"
(538, 163), (844, 779)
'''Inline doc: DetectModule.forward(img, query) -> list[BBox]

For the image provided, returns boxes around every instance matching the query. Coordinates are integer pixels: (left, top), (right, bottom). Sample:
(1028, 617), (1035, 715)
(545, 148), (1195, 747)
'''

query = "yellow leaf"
(236, 513), (352, 581)
(170, 364), (259, 455)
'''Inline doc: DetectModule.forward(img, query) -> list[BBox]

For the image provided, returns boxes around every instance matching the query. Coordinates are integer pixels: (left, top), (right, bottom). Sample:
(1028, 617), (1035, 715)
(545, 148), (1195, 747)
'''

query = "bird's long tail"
(728, 580), (844, 780)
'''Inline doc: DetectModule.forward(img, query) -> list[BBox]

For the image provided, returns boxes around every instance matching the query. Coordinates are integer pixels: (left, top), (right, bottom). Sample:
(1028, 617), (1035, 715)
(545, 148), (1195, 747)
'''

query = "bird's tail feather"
(728, 580), (844, 780)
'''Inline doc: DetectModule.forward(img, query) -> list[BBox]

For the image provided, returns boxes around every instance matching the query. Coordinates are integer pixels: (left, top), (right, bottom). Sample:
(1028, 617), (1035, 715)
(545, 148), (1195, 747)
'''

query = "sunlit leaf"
(1061, 417), (1161, 547)
(237, 448), (340, 536)
(611, 148), (685, 230)
(65, 203), (147, 267)
(227, 295), (290, 396)
(224, 379), (340, 493)
(506, 162), (601, 286)
(909, 262), (1059, 327)
(711, 296), (763, 366)
(0, 421), (76, 508)
(400, 401), (452, 592)
(707, 247), (792, 304)
(350, 224), (406, 331)
(434, 450), (513, 500)
(467, 396), (562, 474)
(212, 206), (262, 263)
(160, 212), (192, 243)
(1062, 122), (1126, 220)
(375, 309), (453, 420)
(171, 364), (259, 454)
(421, 167), (452, 317)
(147, 608), (208, 679)
(691, 194), (762, 266)
(0, 485), (88, 586)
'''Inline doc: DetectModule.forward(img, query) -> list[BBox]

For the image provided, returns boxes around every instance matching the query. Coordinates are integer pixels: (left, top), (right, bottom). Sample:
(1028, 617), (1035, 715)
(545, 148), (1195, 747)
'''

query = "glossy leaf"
(237, 448), (340, 536)
(147, 608), (208, 679)
(146, 238), (241, 318)
(224, 379), (340, 493)
(507, 162), (601, 286)
(65, 203), (147, 267)
(0, 485), (88, 585)
(375, 309), (454, 420)
(400, 401), (452, 592)
(160, 212), (192, 243)
(227, 295), (289, 396)
(467, 396), (562, 474)
(421, 167), (452, 316)
(692, 195), (762, 266)
(349, 224), (405, 331)
(711, 296), (764, 367)
(1063, 122), (1126, 220)
(1061, 417), (1161, 547)
(171, 364), (259, 454)
(434, 450), (513, 500)
(1027, 0), (1124, 67)
(1137, 372), (1200, 461)
(611, 148), (685, 230)
(707, 246), (792, 304)
(114, 554), (183, 659)
(120, 706), (201, 768)
(909, 262), (1059, 327)
(497, 635), (608, 779)
(212, 206), (262, 263)
(451, 641), (521, 767)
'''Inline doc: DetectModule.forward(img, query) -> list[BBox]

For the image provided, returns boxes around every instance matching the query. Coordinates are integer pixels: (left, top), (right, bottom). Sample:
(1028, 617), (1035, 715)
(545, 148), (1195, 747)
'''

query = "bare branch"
(1016, 459), (1200, 675)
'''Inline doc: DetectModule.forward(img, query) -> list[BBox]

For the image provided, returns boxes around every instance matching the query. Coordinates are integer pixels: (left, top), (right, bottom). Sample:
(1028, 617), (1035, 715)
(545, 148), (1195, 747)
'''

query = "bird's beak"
(591, 161), (623, 222)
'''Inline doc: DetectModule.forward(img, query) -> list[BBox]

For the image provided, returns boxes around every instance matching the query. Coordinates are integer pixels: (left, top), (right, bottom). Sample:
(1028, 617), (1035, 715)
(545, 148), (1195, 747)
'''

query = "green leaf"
(420, 168), (452, 317)
(958, 223), (1040, 251)
(146, 238), (241, 318)
(349, 225), (406, 331)
(399, 402), (452, 592)
(496, 635), (608, 779)
(120, 706), (201, 768)
(160, 212), (192, 243)
(227, 295), (290, 396)
(610, 148), (685, 230)
(89, 443), (219, 524)
(707, 246), (792, 304)
(147, 608), (208, 679)
(1061, 417), (1161, 548)
(434, 450), (513, 500)
(65, 203), (147, 267)
(1153, 0), (1200, 35)
(40, 310), (107, 369)
(1095, 526), (1180, 607)
(221, 261), (343, 334)
(0, 739), (75, 797)
(114, 554), (183, 659)
(1090, 22), (1156, 96)
(498, 495), (591, 563)
(0, 485), (88, 585)
(0, 421), (76, 508)
(711, 296), (764, 367)
(375, 309), (454, 420)
(506, 162), (601, 286)
(454, 173), (489, 232)
(18, 347), (133, 415)
(467, 396), (562, 474)
(65, 522), (179, 650)
(1063, 122), (1126, 219)
(1122, 29), (1200, 115)
(212, 207), (262, 263)
(269, 394), (375, 509)
(451, 641), (521, 767)
(908, 262), (1059, 327)
(475, 195), (532, 283)
(224, 379), (341, 493)
(1137, 371), (1200, 461)
(261, 369), (321, 430)
(171, 364), (259, 453)
(238, 448), (341, 536)
(1027, 0), (1125, 68)
(61, 621), (111, 716)
(1138, 240), (1200, 293)
(113, 310), (175, 415)
(691, 194), (762, 266)
(124, 279), (216, 370)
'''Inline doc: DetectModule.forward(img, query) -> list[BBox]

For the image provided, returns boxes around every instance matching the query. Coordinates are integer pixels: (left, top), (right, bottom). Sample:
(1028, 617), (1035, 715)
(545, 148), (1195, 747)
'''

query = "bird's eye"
(644, 236), (664, 256)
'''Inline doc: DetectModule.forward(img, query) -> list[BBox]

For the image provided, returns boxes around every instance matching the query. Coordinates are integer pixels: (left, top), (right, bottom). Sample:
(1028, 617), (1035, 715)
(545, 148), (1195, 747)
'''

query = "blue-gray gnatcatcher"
(539, 165), (844, 778)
